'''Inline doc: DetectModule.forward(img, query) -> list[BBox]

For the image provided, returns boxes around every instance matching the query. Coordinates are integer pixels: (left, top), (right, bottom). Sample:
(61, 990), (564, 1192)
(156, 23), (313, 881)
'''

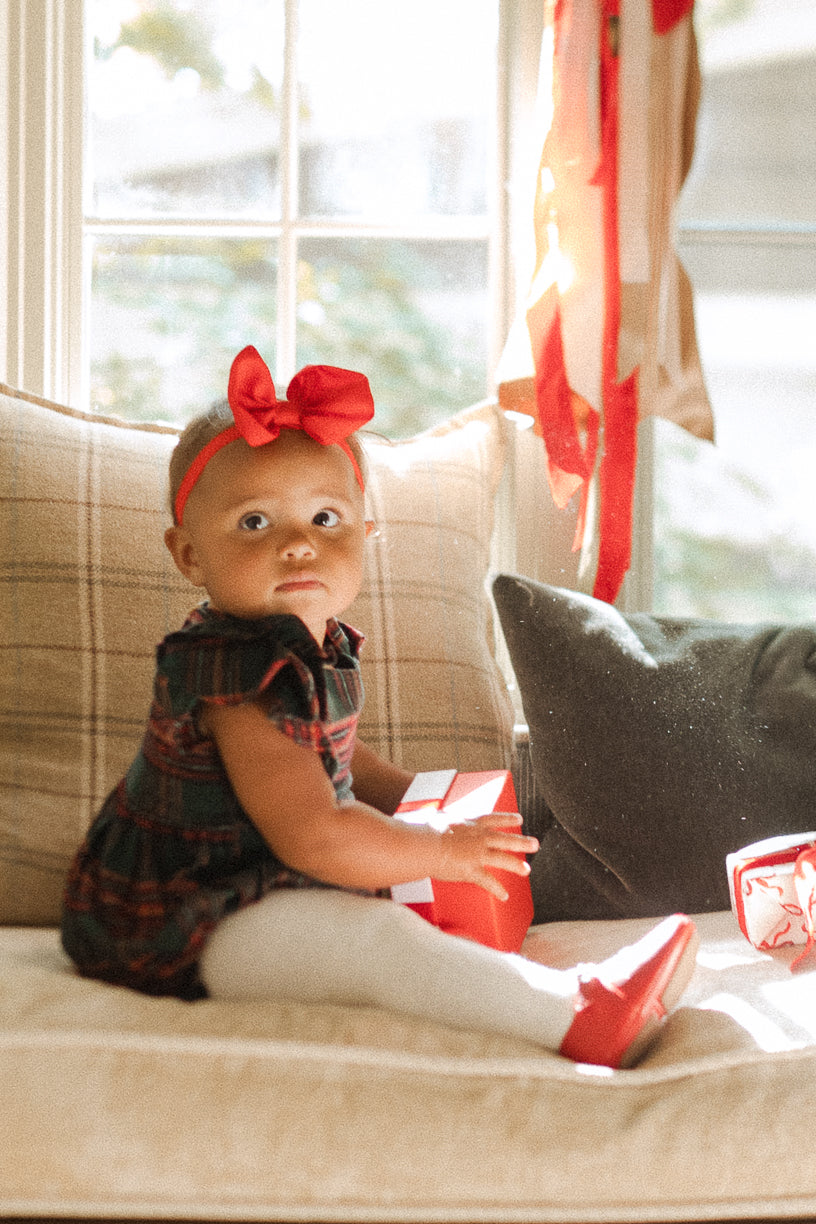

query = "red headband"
(174, 346), (374, 524)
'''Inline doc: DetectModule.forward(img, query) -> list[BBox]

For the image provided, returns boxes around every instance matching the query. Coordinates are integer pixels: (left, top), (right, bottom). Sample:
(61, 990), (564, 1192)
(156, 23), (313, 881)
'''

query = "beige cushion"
(0, 384), (513, 925)
(1, 910), (815, 1220)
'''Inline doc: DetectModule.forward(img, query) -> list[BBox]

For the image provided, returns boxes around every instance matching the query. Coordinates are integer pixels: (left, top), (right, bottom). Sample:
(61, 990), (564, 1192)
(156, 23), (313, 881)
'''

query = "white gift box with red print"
(727, 832), (816, 951)
(390, 770), (533, 952)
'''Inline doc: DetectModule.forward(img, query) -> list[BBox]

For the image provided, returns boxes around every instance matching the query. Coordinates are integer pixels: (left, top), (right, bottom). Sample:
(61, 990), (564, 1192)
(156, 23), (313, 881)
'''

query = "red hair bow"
(174, 346), (374, 524)
(228, 346), (375, 449)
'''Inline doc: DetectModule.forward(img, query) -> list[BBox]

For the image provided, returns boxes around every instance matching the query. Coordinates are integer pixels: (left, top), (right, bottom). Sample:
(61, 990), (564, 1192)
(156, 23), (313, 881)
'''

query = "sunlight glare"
(444, 777), (507, 822)
(574, 1061), (615, 1078)
(698, 993), (804, 1053)
(761, 976), (816, 1038)
(528, 222), (575, 301)
(695, 947), (764, 972)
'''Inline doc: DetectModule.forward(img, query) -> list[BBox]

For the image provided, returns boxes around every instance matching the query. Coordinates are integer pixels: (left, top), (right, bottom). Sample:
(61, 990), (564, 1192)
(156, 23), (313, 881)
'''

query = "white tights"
(200, 889), (578, 1050)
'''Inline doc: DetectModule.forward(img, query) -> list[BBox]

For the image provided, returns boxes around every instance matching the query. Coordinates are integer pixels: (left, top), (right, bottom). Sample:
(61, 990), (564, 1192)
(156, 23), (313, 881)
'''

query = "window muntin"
(85, 0), (499, 431)
(90, 235), (279, 420)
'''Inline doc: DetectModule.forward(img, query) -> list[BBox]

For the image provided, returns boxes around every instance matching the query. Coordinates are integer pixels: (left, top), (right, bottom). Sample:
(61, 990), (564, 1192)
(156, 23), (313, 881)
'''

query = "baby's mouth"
(275, 574), (324, 592)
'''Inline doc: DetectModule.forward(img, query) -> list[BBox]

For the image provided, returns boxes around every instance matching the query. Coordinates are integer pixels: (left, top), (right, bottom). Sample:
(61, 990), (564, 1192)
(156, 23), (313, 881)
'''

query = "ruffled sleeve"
(155, 608), (352, 724)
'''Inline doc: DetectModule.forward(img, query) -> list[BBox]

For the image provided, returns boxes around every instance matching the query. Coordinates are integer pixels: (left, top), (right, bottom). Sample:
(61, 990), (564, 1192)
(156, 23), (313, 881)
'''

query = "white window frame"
(1, 0), (546, 410)
(1, 0), (85, 405)
(2, 0), (659, 608)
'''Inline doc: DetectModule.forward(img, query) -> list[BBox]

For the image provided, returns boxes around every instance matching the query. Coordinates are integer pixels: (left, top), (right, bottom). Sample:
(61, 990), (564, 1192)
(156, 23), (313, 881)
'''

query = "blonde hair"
(168, 400), (370, 524)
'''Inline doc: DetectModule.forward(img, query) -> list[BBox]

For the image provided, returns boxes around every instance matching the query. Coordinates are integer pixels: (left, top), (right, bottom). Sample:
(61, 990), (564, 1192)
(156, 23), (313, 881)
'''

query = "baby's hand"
(433, 812), (539, 901)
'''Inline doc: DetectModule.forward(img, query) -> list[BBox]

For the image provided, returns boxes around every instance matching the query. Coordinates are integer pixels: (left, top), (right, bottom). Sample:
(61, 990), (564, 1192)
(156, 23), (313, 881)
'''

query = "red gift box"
(390, 770), (533, 952)
(727, 832), (816, 955)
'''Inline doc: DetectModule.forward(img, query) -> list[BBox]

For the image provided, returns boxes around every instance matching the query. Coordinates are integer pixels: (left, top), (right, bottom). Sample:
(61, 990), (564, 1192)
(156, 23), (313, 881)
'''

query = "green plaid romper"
(61, 605), (365, 1000)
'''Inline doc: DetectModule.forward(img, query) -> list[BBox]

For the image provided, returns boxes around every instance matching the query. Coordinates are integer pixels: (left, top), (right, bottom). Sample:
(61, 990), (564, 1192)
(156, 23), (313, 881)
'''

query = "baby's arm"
(203, 700), (537, 899)
(347, 738), (414, 815)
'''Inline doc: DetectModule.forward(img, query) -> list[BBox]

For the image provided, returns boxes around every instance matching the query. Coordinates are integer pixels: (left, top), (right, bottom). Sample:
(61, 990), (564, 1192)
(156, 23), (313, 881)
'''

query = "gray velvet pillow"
(493, 573), (816, 922)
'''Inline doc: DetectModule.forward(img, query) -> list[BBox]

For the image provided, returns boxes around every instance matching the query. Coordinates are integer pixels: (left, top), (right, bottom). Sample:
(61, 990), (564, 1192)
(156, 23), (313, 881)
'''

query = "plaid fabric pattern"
(349, 407), (515, 769)
(0, 385), (514, 926)
(61, 607), (364, 999)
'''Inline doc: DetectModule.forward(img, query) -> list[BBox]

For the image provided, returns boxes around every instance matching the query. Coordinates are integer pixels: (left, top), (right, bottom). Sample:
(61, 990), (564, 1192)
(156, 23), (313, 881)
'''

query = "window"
(83, 0), (504, 436)
(10, 1), (812, 620)
(3, 0), (527, 437)
(654, 0), (816, 620)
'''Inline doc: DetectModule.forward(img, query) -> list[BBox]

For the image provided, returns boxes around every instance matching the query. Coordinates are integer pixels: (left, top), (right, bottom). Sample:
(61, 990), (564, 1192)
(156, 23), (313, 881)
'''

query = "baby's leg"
(200, 890), (697, 1064)
(200, 889), (577, 1048)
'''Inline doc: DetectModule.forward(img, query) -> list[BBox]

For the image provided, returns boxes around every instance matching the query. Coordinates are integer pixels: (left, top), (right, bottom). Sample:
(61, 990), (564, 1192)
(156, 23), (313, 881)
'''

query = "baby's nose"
(280, 533), (316, 560)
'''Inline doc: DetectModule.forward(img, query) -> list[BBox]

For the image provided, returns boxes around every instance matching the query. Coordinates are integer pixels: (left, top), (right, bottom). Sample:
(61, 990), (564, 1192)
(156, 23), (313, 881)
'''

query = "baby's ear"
(164, 525), (206, 588)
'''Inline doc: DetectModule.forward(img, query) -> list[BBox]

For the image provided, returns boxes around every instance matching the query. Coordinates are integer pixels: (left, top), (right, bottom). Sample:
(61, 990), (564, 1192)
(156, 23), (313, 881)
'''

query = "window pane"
(84, 2), (500, 438)
(91, 237), (278, 422)
(88, 0), (284, 219)
(653, 242), (816, 621)
(296, 238), (489, 436)
(677, 0), (816, 229)
(653, 0), (816, 620)
(298, 0), (497, 218)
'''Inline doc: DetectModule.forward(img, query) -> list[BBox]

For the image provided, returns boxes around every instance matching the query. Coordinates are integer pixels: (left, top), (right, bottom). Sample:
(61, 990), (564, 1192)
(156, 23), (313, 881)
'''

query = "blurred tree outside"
(91, 236), (487, 435)
(91, 237), (278, 423)
(89, 1), (491, 436)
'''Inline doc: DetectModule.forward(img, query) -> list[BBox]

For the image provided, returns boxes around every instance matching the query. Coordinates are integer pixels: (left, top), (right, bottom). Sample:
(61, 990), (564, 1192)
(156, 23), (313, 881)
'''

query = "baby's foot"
(559, 914), (699, 1068)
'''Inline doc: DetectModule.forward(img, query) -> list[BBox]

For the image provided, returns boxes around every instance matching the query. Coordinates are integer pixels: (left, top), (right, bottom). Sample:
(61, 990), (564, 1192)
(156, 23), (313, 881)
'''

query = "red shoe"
(559, 914), (699, 1069)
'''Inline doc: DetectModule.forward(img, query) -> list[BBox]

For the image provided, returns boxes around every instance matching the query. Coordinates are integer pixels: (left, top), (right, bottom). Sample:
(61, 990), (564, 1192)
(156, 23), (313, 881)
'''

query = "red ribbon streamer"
(592, 0), (639, 604)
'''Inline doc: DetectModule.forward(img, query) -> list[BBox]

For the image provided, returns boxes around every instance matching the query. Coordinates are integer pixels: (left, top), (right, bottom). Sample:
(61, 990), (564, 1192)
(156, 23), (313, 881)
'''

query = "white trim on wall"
(2, 0), (84, 405)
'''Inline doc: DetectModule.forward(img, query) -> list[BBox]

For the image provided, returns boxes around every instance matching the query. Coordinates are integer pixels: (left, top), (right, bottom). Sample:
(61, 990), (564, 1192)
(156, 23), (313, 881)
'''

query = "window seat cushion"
(1, 910), (814, 1221)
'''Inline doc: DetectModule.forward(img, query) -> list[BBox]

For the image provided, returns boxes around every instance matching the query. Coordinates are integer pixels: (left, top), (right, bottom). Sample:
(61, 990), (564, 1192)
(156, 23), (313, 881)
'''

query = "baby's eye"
(238, 511), (270, 532)
(313, 509), (341, 528)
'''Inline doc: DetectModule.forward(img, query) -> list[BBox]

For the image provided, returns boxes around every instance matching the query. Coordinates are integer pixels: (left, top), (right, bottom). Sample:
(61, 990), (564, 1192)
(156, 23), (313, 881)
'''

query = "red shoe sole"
(617, 921), (700, 1067)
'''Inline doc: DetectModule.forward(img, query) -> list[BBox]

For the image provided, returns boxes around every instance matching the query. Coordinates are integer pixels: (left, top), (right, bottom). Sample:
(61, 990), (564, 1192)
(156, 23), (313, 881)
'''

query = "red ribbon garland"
(532, 1), (694, 602)
(592, 0), (640, 604)
(530, 2), (638, 604)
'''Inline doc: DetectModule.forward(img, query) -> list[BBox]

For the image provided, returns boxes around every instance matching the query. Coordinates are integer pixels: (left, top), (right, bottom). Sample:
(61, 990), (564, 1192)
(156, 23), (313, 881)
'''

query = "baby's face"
(166, 429), (370, 641)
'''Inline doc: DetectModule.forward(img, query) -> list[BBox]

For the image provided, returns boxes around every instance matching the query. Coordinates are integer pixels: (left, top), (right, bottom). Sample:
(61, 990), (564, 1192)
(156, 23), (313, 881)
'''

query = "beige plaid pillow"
(0, 385), (513, 925)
